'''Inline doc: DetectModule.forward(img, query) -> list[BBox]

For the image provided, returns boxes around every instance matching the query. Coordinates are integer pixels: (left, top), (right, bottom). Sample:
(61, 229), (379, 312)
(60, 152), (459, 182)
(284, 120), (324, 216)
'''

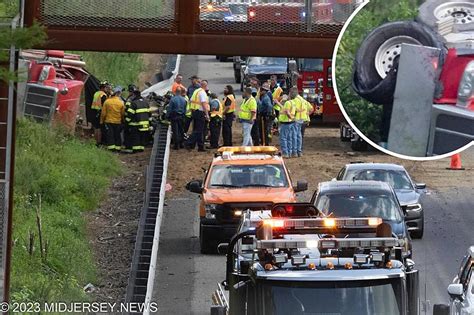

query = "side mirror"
(294, 180), (308, 193)
(433, 304), (450, 315)
(288, 60), (297, 72)
(186, 180), (203, 194)
(415, 183), (426, 189)
(217, 243), (229, 255)
(447, 283), (464, 300)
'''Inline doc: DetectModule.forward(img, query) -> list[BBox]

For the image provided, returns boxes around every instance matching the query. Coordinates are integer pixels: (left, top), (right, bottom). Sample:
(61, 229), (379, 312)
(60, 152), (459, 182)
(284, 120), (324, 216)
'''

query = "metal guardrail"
(125, 123), (171, 312)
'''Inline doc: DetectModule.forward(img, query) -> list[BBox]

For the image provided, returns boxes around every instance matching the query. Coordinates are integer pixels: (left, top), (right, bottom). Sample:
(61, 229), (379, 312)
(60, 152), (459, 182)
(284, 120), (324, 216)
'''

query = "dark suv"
(334, 163), (425, 238)
(311, 181), (412, 258)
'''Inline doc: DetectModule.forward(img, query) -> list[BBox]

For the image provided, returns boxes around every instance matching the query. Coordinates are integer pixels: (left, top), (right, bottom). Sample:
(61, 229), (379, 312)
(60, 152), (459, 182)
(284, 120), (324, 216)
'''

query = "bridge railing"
(30, 0), (357, 37)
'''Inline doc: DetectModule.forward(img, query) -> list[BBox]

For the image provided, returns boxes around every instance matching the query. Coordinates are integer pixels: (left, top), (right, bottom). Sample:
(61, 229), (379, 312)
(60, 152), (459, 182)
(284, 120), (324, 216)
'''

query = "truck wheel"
(353, 21), (445, 105)
(351, 135), (368, 152)
(219, 56), (228, 62)
(417, 0), (474, 33)
(433, 304), (450, 315)
(235, 70), (242, 84)
(410, 215), (424, 239)
(199, 224), (217, 254)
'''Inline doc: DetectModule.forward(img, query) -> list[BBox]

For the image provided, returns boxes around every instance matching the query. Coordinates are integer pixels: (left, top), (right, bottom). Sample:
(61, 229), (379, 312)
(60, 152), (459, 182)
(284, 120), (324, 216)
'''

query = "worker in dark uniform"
(258, 82), (274, 146)
(126, 86), (151, 153)
(166, 87), (187, 150)
(123, 84), (138, 153)
(208, 93), (223, 149)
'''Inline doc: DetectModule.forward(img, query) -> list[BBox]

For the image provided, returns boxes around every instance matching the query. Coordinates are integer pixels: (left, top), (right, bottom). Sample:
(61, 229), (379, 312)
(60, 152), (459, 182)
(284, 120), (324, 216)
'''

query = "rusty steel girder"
(24, 0), (352, 58)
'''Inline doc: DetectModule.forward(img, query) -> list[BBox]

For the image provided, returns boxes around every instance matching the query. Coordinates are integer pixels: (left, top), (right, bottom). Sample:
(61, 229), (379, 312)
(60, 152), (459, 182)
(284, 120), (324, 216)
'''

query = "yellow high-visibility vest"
(185, 96), (192, 118)
(92, 91), (107, 111)
(190, 88), (208, 111)
(278, 100), (296, 123)
(295, 95), (311, 121)
(223, 94), (236, 113)
(210, 100), (223, 118)
(238, 96), (257, 121)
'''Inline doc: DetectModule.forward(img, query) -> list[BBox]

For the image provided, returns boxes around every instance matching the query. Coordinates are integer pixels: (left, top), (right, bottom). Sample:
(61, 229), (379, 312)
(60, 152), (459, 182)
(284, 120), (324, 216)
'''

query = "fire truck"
(296, 58), (342, 123)
(19, 50), (90, 132)
(211, 203), (420, 315)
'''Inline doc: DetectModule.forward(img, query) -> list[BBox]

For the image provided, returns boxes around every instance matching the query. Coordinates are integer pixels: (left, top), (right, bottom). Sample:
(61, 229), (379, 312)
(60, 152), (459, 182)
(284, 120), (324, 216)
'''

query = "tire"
(417, 0), (474, 33)
(234, 70), (242, 84)
(240, 80), (244, 92)
(219, 56), (228, 62)
(351, 135), (368, 152)
(199, 223), (217, 254)
(410, 215), (424, 239)
(433, 304), (450, 315)
(353, 21), (445, 105)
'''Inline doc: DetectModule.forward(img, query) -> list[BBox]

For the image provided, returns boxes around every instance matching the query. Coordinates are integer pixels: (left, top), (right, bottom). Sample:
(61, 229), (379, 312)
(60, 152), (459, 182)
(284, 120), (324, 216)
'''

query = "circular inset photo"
(334, 0), (474, 159)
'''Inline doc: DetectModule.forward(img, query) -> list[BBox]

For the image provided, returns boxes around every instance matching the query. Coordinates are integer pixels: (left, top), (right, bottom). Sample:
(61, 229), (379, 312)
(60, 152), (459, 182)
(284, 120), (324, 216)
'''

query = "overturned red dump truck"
(19, 50), (90, 132)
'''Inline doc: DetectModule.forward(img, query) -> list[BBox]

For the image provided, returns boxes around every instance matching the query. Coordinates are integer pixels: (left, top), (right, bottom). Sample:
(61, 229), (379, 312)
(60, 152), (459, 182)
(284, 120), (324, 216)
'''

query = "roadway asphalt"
(152, 55), (474, 315)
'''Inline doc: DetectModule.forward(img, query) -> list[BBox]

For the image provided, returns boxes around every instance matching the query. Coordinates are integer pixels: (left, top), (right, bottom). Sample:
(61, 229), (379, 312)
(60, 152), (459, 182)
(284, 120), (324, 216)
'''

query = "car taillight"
(457, 61), (474, 108)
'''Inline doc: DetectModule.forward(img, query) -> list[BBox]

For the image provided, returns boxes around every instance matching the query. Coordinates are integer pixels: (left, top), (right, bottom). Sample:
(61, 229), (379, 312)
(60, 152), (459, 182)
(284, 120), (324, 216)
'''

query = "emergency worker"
(208, 93), (223, 149)
(278, 91), (296, 158)
(186, 80), (209, 152)
(91, 81), (109, 146)
(238, 87), (257, 146)
(101, 86), (125, 152)
(222, 85), (236, 146)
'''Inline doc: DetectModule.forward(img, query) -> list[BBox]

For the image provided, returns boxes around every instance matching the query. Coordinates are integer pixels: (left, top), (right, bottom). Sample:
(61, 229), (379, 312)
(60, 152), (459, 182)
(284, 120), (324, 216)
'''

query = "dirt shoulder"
(167, 126), (474, 199)
(85, 150), (150, 302)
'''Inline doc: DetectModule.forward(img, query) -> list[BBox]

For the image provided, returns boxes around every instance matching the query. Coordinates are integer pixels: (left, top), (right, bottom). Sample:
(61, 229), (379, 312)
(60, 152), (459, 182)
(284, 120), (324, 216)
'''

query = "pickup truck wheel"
(234, 70), (242, 84)
(410, 215), (424, 239)
(417, 0), (474, 33)
(353, 21), (445, 105)
(199, 224), (217, 254)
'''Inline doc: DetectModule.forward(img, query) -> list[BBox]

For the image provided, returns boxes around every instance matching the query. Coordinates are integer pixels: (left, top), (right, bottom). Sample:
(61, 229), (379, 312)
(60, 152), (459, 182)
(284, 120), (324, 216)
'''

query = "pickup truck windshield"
(248, 57), (288, 67)
(208, 164), (288, 188)
(345, 169), (414, 190)
(298, 58), (324, 72)
(315, 191), (403, 222)
(260, 279), (403, 315)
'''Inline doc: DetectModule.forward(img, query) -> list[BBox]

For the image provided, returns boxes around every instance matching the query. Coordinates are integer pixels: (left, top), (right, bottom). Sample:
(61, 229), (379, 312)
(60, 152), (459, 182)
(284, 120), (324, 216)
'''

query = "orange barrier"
(447, 153), (464, 170)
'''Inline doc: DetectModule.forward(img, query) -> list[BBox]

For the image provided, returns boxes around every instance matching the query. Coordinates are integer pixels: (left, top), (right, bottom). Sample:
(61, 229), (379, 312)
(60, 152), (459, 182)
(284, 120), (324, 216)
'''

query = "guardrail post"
(176, 0), (199, 34)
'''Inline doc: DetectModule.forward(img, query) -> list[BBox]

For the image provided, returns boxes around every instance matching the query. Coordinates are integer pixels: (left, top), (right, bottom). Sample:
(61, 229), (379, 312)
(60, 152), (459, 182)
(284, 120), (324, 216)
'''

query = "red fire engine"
(297, 58), (342, 123)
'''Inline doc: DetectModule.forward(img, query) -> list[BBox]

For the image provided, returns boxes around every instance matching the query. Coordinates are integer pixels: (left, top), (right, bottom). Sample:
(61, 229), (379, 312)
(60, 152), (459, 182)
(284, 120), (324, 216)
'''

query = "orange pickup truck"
(186, 146), (308, 254)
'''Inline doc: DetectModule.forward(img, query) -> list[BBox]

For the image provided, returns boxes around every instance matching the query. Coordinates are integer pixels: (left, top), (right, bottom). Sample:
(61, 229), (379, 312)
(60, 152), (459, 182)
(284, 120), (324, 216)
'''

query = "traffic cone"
(447, 153), (464, 170)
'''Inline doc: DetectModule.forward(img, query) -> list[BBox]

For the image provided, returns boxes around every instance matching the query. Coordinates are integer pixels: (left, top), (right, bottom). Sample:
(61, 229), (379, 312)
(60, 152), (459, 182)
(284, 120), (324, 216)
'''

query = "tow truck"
(186, 146), (308, 254)
(211, 203), (420, 315)
(296, 58), (342, 123)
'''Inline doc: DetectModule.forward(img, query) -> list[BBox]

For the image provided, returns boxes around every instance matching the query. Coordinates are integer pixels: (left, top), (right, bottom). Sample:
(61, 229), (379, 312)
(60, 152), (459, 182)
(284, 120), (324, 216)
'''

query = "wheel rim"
(434, 2), (474, 25)
(375, 36), (422, 79)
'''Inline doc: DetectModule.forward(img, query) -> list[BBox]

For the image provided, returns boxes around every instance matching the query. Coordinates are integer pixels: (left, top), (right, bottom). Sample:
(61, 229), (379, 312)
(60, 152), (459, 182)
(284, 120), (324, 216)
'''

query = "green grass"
(78, 52), (145, 90)
(11, 119), (122, 304)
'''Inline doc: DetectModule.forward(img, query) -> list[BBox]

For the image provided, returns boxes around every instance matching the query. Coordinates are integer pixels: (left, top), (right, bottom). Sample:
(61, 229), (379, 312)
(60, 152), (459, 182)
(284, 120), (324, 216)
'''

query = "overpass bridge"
(24, 0), (359, 57)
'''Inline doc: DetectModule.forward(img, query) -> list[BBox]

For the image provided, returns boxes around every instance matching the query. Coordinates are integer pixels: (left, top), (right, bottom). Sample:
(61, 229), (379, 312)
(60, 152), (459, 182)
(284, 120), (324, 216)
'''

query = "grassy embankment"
(11, 119), (122, 303)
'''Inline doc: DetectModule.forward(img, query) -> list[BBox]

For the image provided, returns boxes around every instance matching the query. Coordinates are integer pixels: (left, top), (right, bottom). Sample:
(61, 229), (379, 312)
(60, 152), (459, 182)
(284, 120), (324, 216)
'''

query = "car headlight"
(405, 203), (422, 212)
(205, 204), (218, 219)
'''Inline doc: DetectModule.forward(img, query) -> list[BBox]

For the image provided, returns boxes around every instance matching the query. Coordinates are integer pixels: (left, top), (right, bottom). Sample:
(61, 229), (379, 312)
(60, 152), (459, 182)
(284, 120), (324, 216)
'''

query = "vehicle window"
(261, 279), (402, 315)
(201, 11), (229, 20)
(247, 57), (287, 67)
(316, 192), (403, 222)
(208, 164), (289, 188)
(348, 169), (413, 190)
(458, 254), (470, 281)
(336, 167), (346, 180)
(229, 4), (247, 15)
(298, 58), (324, 72)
